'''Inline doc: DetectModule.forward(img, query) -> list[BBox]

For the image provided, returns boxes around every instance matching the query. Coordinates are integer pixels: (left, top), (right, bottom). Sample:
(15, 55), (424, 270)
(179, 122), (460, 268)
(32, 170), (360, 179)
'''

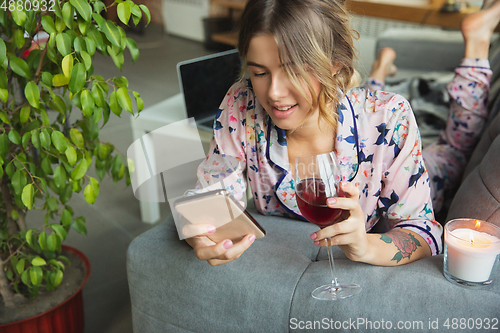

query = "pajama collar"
(265, 94), (361, 218)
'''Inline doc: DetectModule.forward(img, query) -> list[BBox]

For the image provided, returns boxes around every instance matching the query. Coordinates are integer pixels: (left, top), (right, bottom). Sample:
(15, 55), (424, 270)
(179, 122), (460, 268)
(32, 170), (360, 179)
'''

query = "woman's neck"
(286, 118), (336, 156)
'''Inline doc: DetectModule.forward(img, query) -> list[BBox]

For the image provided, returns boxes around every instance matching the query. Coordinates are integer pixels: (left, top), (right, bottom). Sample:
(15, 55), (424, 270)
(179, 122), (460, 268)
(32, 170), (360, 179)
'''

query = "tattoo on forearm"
(380, 229), (422, 263)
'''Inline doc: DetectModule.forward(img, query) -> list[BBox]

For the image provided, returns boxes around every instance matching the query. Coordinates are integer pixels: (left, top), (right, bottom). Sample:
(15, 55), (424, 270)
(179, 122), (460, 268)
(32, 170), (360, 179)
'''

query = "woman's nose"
(268, 73), (288, 101)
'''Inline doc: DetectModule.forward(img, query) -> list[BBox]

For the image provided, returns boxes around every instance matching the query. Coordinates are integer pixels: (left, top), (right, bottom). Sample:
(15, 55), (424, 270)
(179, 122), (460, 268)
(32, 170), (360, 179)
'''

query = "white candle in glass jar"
(445, 228), (500, 282)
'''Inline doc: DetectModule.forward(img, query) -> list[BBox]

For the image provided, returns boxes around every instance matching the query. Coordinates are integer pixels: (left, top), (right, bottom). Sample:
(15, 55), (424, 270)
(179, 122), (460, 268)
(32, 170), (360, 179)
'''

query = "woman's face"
(246, 34), (322, 131)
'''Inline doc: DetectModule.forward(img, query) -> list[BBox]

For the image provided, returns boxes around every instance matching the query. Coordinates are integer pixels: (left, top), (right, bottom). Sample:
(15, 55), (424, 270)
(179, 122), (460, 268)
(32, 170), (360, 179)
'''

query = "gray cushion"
(376, 29), (464, 72)
(128, 206), (500, 333)
(447, 134), (500, 224)
(463, 109), (500, 180)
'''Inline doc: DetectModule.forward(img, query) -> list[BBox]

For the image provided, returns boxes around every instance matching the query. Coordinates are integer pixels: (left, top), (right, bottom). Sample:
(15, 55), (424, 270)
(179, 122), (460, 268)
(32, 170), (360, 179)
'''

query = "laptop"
(177, 49), (242, 131)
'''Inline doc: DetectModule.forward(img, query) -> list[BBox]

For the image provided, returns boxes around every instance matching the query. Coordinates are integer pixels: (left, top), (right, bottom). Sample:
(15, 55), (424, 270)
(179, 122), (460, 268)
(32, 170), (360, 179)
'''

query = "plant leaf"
(13, 29), (25, 49)
(25, 229), (34, 247)
(31, 130), (40, 150)
(62, 2), (74, 29)
(11, 9), (27, 27)
(20, 105), (31, 124)
(51, 131), (68, 152)
(47, 234), (58, 251)
(56, 33), (72, 56)
(8, 129), (21, 144)
(70, 0), (92, 22)
(90, 177), (100, 197)
(0, 88), (7, 103)
(0, 68), (7, 88)
(41, 15), (57, 34)
(71, 159), (88, 180)
(9, 56), (31, 78)
(117, 2), (131, 26)
(62, 54), (74, 78)
(11, 170), (27, 195)
(139, 5), (151, 26)
(87, 26), (104, 51)
(125, 38), (139, 62)
(40, 129), (51, 149)
(53, 269), (64, 287)
(40, 109), (50, 127)
(65, 146), (77, 166)
(69, 128), (84, 148)
(52, 74), (70, 87)
(93, 107), (102, 124)
(25, 81), (40, 109)
(54, 165), (67, 188)
(30, 266), (43, 286)
(85, 37), (96, 56)
(69, 63), (86, 93)
(80, 89), (94, 117)
(72, 216), (87, 235)
(61, 209), (72, 228)
(84, 183), (95, 204)
(116, 87), (133, 114)
(0, 111), (10, 125)
(106, 45), (124, 70)
(74, 36), (86, 53)
(49, 95), (67, 115)
(91, 84), (105, 107)
(0, 39), (6, 66)
(109, 91), (121, 116)
(101, 20), (121, 48)
(16, 259), (25, 274)
(22, 184), (34, 209)
(80, 50), (92, 71)
(32, 257), (47, 267)
(0, 133), (9, 155)
(133, 91), (144, 112)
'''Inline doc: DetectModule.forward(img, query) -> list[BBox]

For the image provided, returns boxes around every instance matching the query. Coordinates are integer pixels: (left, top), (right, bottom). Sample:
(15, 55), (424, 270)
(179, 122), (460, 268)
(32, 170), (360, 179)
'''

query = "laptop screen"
(177, 49), (242, 127)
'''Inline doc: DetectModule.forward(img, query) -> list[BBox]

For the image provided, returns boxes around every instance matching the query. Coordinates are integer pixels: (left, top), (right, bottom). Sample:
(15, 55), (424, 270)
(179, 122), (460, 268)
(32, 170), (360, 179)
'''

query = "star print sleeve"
(193, 82), (249, 201)
(377, 95), (443, 255)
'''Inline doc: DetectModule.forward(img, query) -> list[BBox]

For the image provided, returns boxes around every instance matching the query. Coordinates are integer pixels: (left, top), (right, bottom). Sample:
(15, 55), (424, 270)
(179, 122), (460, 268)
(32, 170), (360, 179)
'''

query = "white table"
(129, 93), (213, 223)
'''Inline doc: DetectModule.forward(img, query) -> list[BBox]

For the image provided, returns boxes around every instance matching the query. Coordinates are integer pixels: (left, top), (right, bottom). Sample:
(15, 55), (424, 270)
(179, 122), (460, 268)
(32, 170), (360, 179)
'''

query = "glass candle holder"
(444, 218), (500, 287)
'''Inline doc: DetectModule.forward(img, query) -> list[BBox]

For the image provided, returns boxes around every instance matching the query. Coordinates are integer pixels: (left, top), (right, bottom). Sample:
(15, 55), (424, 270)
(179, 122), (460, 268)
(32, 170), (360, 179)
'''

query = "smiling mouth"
(274, 104), (297, 111)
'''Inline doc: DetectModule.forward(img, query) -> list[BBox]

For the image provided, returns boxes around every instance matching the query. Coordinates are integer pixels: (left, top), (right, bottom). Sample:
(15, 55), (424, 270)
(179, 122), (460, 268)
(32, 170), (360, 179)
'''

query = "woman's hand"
(310, 181), (371, 262)
(184, 223), (255, 266)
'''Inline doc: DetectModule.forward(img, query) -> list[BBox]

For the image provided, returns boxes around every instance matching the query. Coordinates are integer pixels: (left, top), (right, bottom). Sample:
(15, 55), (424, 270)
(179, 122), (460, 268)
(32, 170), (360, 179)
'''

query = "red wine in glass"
(294, 152), (361, 300)
(296, 178), (344, 228)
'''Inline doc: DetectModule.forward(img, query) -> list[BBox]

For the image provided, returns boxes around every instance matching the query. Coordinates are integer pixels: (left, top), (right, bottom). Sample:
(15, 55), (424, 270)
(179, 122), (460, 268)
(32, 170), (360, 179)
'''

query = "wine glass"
(294, 152), (361, 300)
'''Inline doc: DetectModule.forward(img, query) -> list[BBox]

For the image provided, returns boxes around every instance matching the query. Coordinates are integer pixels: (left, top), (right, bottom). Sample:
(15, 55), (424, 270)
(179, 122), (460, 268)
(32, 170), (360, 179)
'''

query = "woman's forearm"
(357, 229), (432, 266)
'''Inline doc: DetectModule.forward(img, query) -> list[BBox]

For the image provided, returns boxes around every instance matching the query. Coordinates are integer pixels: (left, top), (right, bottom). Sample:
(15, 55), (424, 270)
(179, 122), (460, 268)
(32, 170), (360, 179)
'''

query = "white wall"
(161, 0), (210, 42)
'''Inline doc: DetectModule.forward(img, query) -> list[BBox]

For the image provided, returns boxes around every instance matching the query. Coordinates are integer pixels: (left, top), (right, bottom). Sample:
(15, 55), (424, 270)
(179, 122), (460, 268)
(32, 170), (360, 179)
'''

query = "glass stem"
(327, 239), (339, 287)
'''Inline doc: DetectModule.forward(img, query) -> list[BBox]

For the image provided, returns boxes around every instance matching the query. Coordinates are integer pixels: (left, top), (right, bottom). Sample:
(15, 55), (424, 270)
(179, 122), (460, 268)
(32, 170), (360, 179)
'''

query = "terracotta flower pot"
(0, 246), (91, 333)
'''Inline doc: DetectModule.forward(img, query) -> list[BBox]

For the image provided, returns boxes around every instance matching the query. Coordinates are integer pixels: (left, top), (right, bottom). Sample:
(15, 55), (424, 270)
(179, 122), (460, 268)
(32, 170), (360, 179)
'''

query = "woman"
(185, 0), (498, 267)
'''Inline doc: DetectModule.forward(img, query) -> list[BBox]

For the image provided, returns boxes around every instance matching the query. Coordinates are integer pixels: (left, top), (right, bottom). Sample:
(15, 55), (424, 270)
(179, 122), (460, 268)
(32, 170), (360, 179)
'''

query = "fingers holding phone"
(175, 189), (265, 266)
(181, 223), (217, 239)
(186, 233), (256, 266)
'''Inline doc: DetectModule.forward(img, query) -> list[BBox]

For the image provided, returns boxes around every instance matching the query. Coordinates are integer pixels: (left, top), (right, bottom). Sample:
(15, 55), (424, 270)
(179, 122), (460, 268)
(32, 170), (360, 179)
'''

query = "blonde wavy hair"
(238, 0), (358, 129)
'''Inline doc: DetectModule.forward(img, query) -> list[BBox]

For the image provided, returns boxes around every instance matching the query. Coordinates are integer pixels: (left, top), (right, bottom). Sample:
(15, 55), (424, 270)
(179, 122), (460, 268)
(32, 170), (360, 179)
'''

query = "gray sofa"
(127, 30), (500, 332)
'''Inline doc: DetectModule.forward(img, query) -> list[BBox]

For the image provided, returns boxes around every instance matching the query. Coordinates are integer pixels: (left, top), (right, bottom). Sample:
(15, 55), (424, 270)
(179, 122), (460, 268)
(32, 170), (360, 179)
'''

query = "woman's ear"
(332, 63), (343, 76)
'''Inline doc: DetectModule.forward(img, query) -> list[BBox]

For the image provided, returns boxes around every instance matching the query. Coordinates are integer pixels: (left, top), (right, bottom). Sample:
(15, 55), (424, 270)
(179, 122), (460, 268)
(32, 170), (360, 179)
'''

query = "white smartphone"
(174, 189), (266, 243)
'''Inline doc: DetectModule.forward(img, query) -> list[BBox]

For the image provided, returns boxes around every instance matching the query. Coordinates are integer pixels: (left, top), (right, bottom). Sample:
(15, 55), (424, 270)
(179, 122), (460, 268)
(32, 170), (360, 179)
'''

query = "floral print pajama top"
(194, 79), (443, 255)
(366, 58), (491, 213)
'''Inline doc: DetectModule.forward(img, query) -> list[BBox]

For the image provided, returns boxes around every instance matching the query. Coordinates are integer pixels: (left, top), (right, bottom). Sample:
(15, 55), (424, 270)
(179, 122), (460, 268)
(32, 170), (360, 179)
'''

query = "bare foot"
(462, 0), (500, 58)
(370, 48), (397, 83)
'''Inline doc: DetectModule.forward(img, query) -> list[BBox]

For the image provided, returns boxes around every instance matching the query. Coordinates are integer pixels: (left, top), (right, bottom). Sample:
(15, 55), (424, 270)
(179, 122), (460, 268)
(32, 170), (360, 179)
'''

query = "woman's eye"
(252, 72), (267, 77)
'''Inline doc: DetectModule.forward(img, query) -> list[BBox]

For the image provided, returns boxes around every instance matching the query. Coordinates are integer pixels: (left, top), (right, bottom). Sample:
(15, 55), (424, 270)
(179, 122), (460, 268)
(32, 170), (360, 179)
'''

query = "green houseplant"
(0, 0), (149, 311)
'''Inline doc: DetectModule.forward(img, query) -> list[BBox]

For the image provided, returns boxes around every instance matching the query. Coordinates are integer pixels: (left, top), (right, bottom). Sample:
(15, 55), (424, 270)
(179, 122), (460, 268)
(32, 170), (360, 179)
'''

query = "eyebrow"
(247, 61), (266, 69)
(246, 61), (295, 69)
